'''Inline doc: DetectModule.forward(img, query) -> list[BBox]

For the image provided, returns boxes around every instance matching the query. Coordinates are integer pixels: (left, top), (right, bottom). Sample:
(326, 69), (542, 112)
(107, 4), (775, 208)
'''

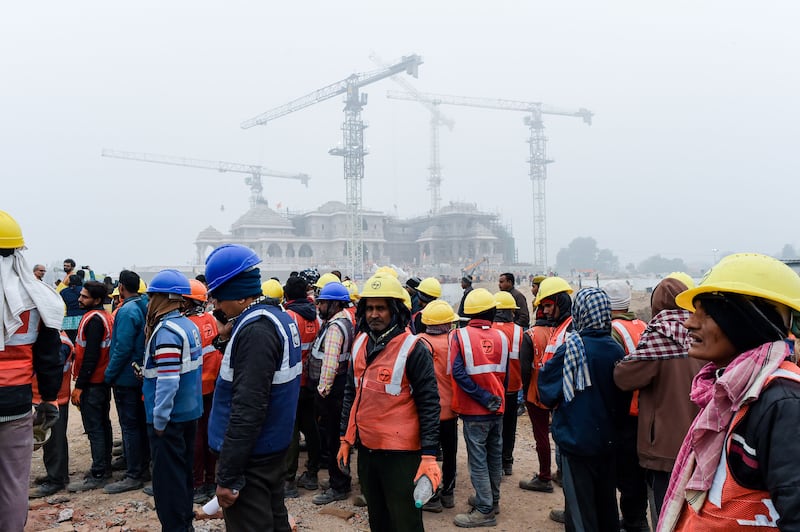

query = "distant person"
(56, 258), (77, 292)
(60, 274), (84, 342)
(457, 275), (474, 325)
(33, 264), (47, 281)
(499, 273), (530, 328)
(412, 277), (442, 334)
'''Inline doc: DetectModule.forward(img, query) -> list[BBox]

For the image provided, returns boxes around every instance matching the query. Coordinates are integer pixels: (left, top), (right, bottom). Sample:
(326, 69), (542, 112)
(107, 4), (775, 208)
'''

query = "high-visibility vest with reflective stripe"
(611, 318), (647, 415)
(209, 303), (302, 455)
(309, 316), (353, 385)
(285, 308), (319, 388)
(542, 317), (572, 365)
(492, 321), (523, 393)
(419, 331), (456, 421)
(187, 312), (222, 396)
(675, 361), (800, 531)
(74, 309), (114, 384)
(343, 331), (422, 451)
(0, 309), (39, 391)
(525, 325), (553, 407)
(451, 325), (509, 416)
(33, 332), (74, 406)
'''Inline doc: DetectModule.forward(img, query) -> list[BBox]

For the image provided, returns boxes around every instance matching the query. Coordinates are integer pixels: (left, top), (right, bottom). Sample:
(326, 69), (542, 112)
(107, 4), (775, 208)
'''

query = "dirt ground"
(25, 289), (652, 531)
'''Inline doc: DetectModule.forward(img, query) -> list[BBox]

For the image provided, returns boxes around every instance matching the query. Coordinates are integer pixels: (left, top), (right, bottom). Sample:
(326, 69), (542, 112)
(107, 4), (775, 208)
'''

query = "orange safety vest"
(346, 306), (357, 329)
(611, 317), (647, 416)
(418, 331), (456, 421)
(675, 361), (800, 531)
(187, 312), (222, 396)
(492, 321), (523, 393)
(542, 317), (572, 365)
(285, 308), (320, 388)
(525, 324), (553, 407)
(33, 332), (74, 406)
(0, 309), (39, 389)
(343, 331), (422, 451)
(73, 309), (114, 384)
(450, 325), (509, 416)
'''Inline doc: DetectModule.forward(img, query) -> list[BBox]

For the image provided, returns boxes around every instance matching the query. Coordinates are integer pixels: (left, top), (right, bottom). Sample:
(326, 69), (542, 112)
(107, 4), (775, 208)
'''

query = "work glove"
(33, 401), (60, 431)
(413, 455), (442, 492)
(486, 394), (503, 413)
(337, 439), (352, 475)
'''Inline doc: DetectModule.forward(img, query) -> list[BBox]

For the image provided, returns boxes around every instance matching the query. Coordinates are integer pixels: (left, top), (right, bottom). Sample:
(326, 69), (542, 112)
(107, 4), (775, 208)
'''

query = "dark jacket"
(105, 294), (148, 387)
(75, 307), (108, 389)
(457, 286), (473, 320)
(60, 285), (84, 317)
(341, 324), (440, 454)
(538, 329), (628, 456)
(509, 287), (530, 328)
(284, 297), (317, 322)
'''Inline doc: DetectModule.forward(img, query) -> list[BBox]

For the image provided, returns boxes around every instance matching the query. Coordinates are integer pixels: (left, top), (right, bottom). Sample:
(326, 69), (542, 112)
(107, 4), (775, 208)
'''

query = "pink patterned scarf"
(657, 340), (790, 531)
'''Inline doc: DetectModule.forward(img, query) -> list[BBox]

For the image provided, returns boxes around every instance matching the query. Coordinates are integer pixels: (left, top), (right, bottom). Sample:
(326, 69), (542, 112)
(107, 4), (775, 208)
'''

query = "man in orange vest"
(68, 280), (115, 492)
(417, 300), (459, 512)
(605, 280), (649, 532)
(339, 274), (441, 532)
(451, 288), (509, 528)
(0, 211), (66, 529)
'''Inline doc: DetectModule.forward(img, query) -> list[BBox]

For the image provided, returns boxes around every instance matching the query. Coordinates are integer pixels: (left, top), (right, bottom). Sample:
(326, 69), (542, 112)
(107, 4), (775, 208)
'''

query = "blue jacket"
(105, 294), (148, 387)
(538, 329), (629, 457)
(143, 310), (203, 430)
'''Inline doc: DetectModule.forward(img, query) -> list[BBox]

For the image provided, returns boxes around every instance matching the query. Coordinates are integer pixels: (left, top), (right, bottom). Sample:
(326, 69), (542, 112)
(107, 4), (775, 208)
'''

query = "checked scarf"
(623, 309), (691, 361)
(562, 287), (611, 403)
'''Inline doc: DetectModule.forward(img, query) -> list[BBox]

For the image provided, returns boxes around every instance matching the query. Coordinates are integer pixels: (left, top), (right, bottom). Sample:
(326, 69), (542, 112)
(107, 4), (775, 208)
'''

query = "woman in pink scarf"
(658, 253), (800, 531)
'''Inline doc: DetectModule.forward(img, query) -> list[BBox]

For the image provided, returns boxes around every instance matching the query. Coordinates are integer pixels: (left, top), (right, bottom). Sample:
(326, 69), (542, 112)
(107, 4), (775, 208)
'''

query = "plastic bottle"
(202, 496), (221, 515)
(413, 475), (434, 508)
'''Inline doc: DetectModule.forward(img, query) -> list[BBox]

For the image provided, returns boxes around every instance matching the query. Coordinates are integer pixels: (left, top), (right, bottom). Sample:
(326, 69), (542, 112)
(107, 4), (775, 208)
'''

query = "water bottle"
(413, 475), (434, 508)
(202, 496), (221, 515)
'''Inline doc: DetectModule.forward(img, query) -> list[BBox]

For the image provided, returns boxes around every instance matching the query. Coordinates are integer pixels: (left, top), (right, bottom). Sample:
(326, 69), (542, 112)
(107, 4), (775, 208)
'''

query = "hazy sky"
(3, 1), (799, 276)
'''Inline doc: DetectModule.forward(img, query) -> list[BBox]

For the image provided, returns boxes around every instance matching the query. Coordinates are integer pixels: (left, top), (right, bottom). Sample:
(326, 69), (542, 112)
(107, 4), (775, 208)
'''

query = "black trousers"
(440, 417), (458, 495)
(149, 420), (196, 532)
(223, 450), (291, 532)
(616, 416), (648, 528)
(562, 451), (619, 532)
(358, 448), (423, 532)
(285, 386), (320, 480)
(501, 391), (519, 467)
(43, 402), (70, 485)
(316, 374), (350, 492)
(80, 383), (112, 477)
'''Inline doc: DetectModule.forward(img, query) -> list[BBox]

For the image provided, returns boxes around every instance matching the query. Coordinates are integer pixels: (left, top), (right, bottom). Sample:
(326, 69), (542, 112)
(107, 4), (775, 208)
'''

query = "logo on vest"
(736, 498), (779, 527)
(378, 368), (392, 383)
(481, 339), (493, 355)
(305, 322), (316, 333)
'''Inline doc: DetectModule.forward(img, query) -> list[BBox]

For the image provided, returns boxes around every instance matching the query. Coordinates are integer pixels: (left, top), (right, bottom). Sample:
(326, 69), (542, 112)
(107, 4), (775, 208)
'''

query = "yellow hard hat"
(417, 277), (442, 299)
(401, 289), (412, 309)
(532, 275), (547, 285)
(676, 253), (800, 313)
(262, 279), (284, 299)
(0, 210), (24, 249)
(110, 287), (120, 298)
(534, 276), (573, 306)
(464, 288), (497, 315)
(361, 275), (407, 301)
(494, 291), (519, 310)
(138, 279), (147, 294)
(342, 279), (360, 301)
(422, 300), (458, 325)
(375, 266), (399, 278)
(666, 272), (696, 290)
(314, 272), (339, 289)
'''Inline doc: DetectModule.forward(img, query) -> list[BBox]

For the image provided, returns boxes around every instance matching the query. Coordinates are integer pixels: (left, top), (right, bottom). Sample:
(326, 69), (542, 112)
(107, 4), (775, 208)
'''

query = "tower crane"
(370, 53), (454, 214)
(241, 54), (423, 279)
(101, 149), (310, 209)
(385, 91), (592, 274)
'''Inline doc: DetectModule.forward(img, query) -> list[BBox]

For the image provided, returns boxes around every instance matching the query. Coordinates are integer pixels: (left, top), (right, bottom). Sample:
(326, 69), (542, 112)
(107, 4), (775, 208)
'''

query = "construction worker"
(68, 280), (115, 493)
(183, 279), (223, 504)
(262, 279), (284, 302)
(283, 274), (322, 497)
(56, 258), (76, 292)
(310, 282), (355, 505)
(491, 291), (524, 476)
(417, 300), (459, 512)
(314, 272), (340, 296)
(342, 279), (359, 328)
(498, 272), (530, 328)
(538, 288), (629, 532)
(206, 245), (301, 530)
(0, 210), (65, 529)
(660, 254), (800, 531)
(451, 288), (509, 528)
(405, 276), (422, 314)
(603, 280), (649, 532)
(412, 276), (442, 334)
(457, 275), (474, 325)
(142, 269), (203, 531)
(614, 274), (704, 521)
(339, 274), (441, 532)
(102, 270), (151, 495)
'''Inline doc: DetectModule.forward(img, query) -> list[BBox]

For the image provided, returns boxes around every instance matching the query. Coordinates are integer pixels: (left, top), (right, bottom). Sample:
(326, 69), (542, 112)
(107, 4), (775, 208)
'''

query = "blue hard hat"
(317, 281), (351, 302)
(148, 269), (191, 295)
(205, 244), (262, 292)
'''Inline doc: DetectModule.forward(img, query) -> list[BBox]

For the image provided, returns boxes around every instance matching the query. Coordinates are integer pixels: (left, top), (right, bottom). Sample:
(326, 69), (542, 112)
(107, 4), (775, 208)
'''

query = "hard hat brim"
(676, 282), (800, 313)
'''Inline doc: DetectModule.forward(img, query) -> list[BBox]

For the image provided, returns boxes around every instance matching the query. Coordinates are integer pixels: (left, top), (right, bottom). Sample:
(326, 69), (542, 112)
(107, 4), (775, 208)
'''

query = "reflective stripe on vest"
(219, 309), (302, 385)
(310, 318), (352, 364)
(457, 327), (509, 375)
(612, 321), (638, 354)
(76, 310), (112, 349)
(510, 324), (522, 360)
(543, 317), (572, 363)
(5, 309), (40, 346)
(142, 319), (202, 379)
(385, 334), (417, 396)
(351, 333), (368, 387)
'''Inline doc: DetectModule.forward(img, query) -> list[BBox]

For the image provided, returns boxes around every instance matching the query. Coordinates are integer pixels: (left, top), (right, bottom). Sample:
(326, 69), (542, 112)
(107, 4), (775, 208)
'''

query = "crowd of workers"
(3, 207), (800, 531)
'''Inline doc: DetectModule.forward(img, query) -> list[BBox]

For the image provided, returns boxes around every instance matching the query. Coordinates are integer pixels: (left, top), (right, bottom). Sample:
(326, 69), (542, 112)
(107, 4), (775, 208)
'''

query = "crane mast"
(241, 54), (423, 278)
(385, 90), (592, 273)
(101, 149), (309, 208)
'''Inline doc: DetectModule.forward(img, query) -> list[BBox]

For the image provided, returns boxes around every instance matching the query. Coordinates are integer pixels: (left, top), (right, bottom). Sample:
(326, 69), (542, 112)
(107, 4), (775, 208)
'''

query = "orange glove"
(70, 388), (82, 408)
(337, 439), (352, 473)
(413, 455), (442, 492)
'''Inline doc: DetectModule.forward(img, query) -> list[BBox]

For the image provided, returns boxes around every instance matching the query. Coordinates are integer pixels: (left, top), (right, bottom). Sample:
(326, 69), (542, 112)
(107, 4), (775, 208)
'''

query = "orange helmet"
(186, 279), (208, 303)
